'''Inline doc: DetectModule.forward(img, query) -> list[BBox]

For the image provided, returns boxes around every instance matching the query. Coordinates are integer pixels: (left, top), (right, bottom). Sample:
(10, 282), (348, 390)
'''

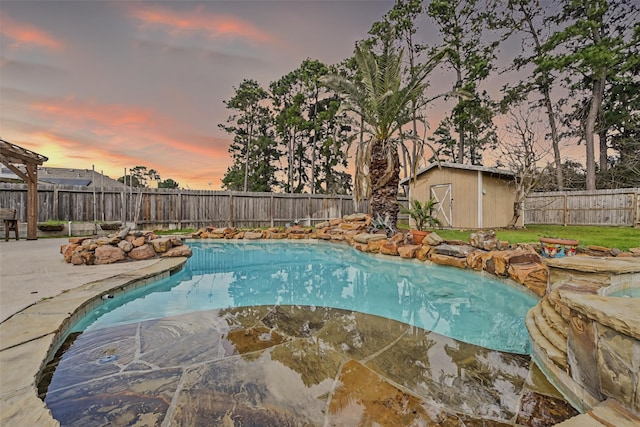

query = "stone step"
(526, 309), (568, 370)
(532, 303), (568, 354)
(555, 399), (640, 427)
(548, 288), (571, 322)
(540, 297), (569, 339)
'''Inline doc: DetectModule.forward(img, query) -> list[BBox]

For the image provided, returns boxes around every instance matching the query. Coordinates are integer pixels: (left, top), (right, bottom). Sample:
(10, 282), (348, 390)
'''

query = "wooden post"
(26, 163), (37, 240)
(563, 193), (568, 226)
(177, 190), (182, 230)
(228, 193), (234, 228)
(270, 194), (274, 228)
(634, 189), (639, 228)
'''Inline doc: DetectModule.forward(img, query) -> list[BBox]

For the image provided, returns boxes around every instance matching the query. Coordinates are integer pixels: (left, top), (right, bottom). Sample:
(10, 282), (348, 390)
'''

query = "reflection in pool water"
(75, 241), (537, 354)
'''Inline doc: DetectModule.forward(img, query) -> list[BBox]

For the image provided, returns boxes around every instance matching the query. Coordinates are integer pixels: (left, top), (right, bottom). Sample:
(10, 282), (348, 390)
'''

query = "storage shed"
(400, 162), (520, 229)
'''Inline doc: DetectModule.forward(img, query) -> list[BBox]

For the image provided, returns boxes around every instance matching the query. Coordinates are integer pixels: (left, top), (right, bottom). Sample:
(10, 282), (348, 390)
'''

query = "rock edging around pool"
(60, 226), (193, 265)
(193, 215), (549, 297)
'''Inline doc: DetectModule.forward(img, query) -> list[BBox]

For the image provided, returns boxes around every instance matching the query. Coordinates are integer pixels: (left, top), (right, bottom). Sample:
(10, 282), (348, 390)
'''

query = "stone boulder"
(151, 237), (173, 253)
(70, 249), (84, 265)
(95, 245), (126, 264)
(343, 213), (367, 222)
(160, 245), (193, 258)
(353, 233), (387, 244)
(416, 245), (432, 261)
(80, 250), (96, 265)
(116, 226), (131, 240)
(244, 231), (263, 240)
(430, 253), (467, 269)
(433, 244), (475, 258)
(424, 232), (444, 246)
(380, 241), (399, 256)
(470, 230), (500, 251)
(132, 236), (146, 247)
(81, 239), (98, 251)
(118, 240), (133, 253)
(62, 243), (80, 263)
(398, 245), (421, 259)
(128, 243), (156, 261)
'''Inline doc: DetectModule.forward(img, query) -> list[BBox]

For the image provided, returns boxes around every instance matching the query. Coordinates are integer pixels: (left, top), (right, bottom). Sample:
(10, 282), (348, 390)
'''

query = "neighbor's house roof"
(399, 162), (515, 185)
(0, 166), (123, 187)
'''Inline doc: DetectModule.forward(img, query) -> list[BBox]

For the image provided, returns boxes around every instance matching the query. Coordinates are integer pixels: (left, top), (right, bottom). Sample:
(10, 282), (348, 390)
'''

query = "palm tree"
(321, 34), (444, 233)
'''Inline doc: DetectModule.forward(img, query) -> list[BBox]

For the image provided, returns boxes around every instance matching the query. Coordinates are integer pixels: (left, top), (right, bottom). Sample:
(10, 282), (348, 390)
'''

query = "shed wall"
(408, 167), (518, 229)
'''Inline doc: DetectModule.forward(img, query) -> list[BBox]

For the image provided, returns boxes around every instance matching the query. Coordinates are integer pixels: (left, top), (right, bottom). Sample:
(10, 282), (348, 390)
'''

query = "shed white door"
(430, 184), (452, 227)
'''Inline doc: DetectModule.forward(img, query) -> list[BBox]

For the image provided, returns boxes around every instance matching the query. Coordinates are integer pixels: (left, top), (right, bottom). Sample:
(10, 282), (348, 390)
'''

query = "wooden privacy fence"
(0, 183), (380, 229)
(524, 188), (640, 227)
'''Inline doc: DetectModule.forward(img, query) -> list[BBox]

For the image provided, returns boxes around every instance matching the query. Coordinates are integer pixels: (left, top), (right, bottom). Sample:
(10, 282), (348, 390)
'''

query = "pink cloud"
(128, 5), (276, 45)
(27, 97), (230, 180)
(0, 12), (64, 50)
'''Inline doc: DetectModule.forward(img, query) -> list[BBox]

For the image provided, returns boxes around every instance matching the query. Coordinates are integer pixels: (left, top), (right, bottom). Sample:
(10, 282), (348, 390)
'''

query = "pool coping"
(0, 256), (188, 426)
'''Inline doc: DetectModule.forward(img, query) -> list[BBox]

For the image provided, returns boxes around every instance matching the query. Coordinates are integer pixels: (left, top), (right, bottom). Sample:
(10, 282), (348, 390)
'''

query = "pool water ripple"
(74, 241), (537, 354)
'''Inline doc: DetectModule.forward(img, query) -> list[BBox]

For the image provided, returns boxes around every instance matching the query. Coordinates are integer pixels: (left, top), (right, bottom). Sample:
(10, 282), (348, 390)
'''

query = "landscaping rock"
(116, 226), (130, 240)
(62, 243), (80, 263)
(430, 253), (467, 269)
(343, 213), (367, 222)
(128, 243), (156, 260)
(132, 236), (146, 247)
(353, 233), (387, 244)
(170, 236), (183, 246)
(70, 249), (84, 265)
(470, 230), (500, 250)
(424, 232), (444, 246)
(244, 231), (263, 240)
(315, 221), (330, 229)
(160, 245), (193, 258)
(398, 245), (421, 259)
(433, 244), (475, 258)
(95, 245), (126, 264)
(380, 241), (399, 256)
(466, 250), (488, 271)
(151, 237), (173, 253)
(81, 239), (98, 251)
(118, 240), (133, 253)
(80, 250), (96, 265)
(416, 245), (432, 261)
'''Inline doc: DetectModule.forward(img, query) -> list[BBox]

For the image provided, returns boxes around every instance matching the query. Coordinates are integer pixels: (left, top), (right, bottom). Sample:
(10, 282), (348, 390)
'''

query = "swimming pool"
(73, 240), (537, 354)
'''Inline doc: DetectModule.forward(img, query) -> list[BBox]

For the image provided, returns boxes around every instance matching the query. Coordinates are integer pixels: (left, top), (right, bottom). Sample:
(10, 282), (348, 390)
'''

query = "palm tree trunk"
(370, 138), (400, 232)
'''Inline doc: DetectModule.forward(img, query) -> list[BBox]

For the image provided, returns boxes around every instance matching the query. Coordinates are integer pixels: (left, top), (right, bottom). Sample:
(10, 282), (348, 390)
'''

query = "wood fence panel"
(1, 183), (407, 229)
(524, 188), (639, 226)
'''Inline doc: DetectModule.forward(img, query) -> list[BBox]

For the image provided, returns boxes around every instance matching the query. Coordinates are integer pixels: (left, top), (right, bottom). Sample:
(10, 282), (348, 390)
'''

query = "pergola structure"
(0, 139), (48, 240)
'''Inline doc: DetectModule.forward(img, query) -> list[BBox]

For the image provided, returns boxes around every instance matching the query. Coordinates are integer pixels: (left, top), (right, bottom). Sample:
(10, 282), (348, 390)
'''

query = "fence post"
(633, 188), (640, 228)
(177, 190), (182, 230)
(270, 194), (274, 228)
(53, 188), (59, 220)
(228, 193), (234, 228)
(563, 194), (568, 226)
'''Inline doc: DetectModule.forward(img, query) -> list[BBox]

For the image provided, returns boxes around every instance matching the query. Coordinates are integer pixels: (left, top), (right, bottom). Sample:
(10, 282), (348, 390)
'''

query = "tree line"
(219, 0), (639, 201)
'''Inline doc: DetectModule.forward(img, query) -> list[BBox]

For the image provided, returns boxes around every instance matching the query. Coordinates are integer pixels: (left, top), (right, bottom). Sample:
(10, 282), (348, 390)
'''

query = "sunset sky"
(1, 0), (583, 190)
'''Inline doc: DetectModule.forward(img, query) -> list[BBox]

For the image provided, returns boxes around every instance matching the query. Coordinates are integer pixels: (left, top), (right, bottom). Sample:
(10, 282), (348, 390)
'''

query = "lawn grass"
(432, 225), (640, 252)
(158, 224), (639, 252)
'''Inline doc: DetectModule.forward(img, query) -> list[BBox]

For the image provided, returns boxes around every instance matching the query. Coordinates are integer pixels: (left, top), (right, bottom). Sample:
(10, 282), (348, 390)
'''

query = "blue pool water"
(608, 287), (640, 298)
(74, 241), (538, 354)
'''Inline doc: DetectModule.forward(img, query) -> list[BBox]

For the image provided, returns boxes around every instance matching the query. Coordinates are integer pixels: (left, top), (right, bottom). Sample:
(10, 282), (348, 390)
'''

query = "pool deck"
(0, 238), (186, 426)
(0, 238), (623, 426)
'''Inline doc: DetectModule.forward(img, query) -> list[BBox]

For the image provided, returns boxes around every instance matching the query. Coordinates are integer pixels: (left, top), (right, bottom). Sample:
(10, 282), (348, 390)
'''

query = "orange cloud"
(26, 97), (231, 186)
(0, 12), (64, 50)
(128, 5), (276, 45)
(31, 100), (157, 129)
